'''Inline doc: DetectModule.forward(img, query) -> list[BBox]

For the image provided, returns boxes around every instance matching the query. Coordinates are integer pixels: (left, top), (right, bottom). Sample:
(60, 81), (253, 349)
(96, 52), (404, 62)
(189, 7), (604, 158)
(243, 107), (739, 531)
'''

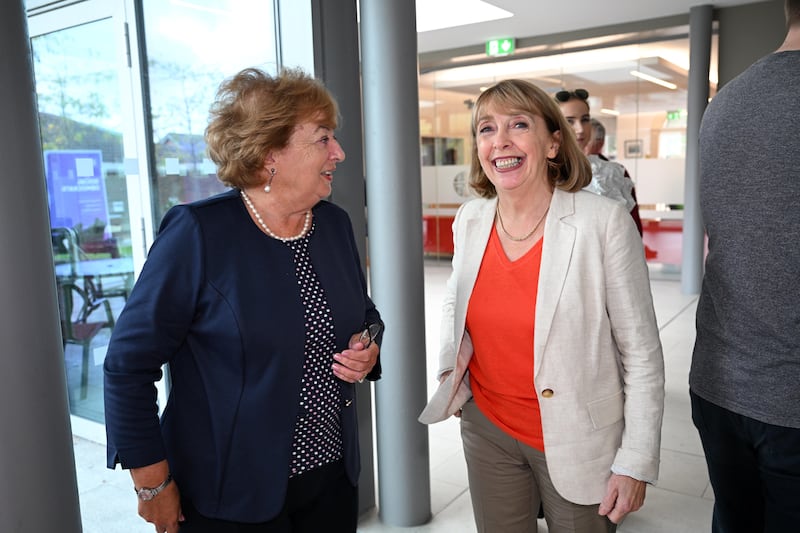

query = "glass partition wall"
(419, 26), (718, 274)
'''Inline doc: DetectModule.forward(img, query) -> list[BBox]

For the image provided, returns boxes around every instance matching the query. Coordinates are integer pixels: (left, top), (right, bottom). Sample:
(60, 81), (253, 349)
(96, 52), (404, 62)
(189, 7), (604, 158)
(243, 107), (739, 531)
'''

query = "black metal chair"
(58, 278), (115, 400)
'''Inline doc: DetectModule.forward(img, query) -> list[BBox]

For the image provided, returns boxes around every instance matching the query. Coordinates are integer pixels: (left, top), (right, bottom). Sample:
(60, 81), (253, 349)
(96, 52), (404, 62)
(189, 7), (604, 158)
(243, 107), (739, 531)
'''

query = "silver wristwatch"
(134, 473), (172, 501)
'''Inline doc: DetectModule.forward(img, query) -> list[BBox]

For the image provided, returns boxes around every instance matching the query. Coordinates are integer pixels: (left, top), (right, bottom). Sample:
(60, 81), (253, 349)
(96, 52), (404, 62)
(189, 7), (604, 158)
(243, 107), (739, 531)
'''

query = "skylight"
(416, 0), (513, 33)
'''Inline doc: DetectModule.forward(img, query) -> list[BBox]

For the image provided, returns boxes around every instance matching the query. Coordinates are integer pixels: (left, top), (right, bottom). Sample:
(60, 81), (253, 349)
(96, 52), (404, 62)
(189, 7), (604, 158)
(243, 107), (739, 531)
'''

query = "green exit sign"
(486, 38), (515, 57)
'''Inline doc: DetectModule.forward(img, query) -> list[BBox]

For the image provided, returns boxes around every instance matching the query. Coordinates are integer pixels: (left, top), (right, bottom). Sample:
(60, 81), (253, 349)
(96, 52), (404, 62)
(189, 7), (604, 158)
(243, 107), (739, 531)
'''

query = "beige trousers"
(460, 399), (616, 533)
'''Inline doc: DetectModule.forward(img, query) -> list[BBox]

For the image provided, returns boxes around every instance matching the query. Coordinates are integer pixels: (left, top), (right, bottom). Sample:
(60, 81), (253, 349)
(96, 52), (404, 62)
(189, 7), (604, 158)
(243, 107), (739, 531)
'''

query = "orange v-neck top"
(466, 225), (544, 451)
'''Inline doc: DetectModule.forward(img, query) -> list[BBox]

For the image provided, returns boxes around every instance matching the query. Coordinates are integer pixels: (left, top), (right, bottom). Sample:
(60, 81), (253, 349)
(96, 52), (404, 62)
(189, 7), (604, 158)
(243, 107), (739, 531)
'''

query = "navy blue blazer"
(104, 189), (382, 522)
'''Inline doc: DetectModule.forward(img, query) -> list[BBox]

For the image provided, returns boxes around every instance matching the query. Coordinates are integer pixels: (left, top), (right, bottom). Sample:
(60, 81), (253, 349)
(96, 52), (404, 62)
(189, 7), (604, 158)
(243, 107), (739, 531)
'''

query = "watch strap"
(134, 472), (172, 501)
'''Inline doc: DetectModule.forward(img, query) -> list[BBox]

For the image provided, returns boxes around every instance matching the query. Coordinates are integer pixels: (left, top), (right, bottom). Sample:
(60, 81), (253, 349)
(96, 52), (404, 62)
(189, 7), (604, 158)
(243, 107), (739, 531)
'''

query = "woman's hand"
(598, 473), (646, 524)
(332, 331), (380, 383)
(130, 461), (183, 533)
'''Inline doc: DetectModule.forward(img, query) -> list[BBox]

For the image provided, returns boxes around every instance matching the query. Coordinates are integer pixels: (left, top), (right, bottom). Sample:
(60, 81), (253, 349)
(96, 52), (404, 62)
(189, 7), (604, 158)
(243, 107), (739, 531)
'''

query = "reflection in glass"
(32, 18), (132, 422)
(141, 0), (278, 225)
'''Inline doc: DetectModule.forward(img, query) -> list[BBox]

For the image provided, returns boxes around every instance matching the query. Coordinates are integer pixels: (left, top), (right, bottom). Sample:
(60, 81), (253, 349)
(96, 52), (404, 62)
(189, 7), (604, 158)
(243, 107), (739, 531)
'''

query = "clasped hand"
(332, 331), (379, 383)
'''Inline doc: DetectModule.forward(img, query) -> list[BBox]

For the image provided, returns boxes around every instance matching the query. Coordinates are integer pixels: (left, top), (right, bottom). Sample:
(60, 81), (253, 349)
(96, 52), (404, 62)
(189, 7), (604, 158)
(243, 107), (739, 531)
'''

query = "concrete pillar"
(360, 0), (432, 526)
(0, 1), (83, 532)
(681, 4), (713, 295)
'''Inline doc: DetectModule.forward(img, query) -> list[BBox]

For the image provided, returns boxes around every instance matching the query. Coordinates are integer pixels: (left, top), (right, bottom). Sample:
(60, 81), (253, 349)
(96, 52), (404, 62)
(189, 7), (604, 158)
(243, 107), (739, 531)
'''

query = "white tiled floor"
(73, 262), (713, 532)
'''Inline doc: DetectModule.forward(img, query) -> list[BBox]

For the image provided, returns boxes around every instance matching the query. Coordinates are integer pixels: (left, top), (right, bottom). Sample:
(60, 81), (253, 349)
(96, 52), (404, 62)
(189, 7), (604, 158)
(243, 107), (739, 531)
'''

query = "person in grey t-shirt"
(689, 1), (800, 532)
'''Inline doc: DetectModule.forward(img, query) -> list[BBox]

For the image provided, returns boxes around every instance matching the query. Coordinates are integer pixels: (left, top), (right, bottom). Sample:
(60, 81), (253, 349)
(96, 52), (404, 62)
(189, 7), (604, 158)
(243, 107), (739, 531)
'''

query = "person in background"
(584, 117), (607, 157)
(586, 117), (644, 238)
(104, 67), (383, 533)
(690, 1), (800, 531)
(556, 91), (643, 236)
(420, 78), (664, 533)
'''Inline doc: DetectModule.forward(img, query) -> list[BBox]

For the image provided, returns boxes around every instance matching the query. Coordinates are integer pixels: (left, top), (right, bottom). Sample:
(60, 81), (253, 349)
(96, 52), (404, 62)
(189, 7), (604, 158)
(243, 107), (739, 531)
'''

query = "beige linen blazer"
(419, 188), (665, 505)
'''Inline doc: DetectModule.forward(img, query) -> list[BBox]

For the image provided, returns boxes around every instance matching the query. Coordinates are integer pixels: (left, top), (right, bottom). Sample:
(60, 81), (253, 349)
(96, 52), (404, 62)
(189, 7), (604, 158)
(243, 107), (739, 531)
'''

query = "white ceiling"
(413, 0), (763, 117)
(417, 0), (757, 53)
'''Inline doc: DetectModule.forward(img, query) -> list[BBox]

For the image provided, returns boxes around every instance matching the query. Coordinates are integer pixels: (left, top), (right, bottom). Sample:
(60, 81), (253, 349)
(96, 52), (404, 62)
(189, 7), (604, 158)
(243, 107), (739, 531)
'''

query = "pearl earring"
(264, 168), (276, 193)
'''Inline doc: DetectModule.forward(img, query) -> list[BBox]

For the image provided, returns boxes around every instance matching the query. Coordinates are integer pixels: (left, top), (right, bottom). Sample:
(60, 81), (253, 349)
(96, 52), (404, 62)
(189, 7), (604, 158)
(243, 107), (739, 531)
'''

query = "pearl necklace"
(496, 204), (549, 242)
(240, 190), (311, 242)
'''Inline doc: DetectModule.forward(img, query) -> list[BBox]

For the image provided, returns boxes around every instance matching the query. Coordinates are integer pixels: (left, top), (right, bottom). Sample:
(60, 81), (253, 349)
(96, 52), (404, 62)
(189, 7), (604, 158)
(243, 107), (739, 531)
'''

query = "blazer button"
(541, 389), (554, 398)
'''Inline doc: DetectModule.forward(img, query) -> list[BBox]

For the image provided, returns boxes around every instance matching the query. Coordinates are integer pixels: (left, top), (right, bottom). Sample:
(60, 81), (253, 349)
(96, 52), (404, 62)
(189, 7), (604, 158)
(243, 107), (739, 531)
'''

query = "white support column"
(681, 4), (713, 295)
(360, 0), (432, 526)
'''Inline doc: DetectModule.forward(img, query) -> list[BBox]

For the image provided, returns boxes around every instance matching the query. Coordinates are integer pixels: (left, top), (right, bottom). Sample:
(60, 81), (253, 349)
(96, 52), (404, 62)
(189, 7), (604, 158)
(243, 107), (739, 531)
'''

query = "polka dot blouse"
(285, 223), (343, 478)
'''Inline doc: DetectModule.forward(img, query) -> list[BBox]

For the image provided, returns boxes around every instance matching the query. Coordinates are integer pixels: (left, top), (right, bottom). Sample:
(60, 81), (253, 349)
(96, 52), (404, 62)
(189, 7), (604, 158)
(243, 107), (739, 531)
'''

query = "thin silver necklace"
(240, 190), (311, 242)
(496, 203), (549, 242)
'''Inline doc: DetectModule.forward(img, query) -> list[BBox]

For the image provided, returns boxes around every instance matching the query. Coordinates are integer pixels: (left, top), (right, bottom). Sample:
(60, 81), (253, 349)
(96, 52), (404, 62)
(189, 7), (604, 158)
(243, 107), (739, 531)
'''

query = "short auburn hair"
(205, 67), (339, 189)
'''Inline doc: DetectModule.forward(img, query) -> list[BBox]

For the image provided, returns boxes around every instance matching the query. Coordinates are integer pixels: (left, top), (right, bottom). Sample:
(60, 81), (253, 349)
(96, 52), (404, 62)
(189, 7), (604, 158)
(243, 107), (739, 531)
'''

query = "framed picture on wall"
(624, 139), (643, 158)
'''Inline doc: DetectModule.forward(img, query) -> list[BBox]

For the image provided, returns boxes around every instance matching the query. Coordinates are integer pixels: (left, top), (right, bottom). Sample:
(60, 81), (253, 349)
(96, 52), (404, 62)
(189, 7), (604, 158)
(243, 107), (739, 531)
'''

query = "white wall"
(421, 164), (471, 216)
(619, 157), (685, 219)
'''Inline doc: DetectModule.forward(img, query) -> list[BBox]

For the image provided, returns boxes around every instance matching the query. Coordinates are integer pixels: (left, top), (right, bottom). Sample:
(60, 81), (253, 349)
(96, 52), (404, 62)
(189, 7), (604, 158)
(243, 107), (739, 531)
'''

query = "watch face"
(135, 473), (171, 501)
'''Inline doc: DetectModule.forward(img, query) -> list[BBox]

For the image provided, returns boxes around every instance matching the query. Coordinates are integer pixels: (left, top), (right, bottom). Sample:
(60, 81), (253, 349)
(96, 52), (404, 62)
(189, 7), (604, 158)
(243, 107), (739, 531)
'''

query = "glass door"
(28, 0), (151, 425)
(139, 0), (278, 225)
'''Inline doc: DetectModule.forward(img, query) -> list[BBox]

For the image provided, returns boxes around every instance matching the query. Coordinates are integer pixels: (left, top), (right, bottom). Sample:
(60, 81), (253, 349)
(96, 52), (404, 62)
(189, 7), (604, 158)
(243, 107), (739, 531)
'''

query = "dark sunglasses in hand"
(358, 323), (383, 349)
(554, 88), (589, 102)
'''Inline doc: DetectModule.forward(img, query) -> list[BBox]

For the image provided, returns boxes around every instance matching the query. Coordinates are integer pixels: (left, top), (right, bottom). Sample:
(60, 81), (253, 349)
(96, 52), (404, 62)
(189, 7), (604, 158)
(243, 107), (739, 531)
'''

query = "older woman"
(104, 67), (383, 533)
(420, 79), (664, 532)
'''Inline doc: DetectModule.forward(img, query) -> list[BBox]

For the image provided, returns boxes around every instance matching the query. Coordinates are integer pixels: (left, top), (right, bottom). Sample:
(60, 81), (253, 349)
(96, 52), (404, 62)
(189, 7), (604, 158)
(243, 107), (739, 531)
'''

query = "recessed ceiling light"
(630, 70), (677, 90)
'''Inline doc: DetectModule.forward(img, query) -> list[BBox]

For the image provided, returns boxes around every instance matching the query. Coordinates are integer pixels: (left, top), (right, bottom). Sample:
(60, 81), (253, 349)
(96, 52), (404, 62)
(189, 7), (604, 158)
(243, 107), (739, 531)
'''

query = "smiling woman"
(420, 78), (665, 533)
(104, 67), (384, 532)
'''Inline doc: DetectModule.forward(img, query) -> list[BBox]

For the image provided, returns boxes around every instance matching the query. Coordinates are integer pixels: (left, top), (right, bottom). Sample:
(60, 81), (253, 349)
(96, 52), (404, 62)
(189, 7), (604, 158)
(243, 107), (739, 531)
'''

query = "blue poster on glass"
(45, 150), (109, 231)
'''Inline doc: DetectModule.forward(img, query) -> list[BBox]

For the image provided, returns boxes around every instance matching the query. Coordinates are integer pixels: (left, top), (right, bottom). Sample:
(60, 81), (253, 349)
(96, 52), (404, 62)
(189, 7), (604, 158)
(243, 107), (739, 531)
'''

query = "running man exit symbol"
(486, 38), (516, 57)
